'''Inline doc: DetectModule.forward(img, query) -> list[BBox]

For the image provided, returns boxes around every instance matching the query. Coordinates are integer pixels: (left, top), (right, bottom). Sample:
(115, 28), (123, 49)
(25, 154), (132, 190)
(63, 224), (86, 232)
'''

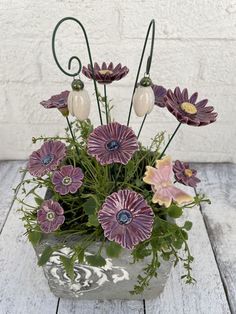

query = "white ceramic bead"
(132, 86), (155, 117)
(68, 89), (91, 121)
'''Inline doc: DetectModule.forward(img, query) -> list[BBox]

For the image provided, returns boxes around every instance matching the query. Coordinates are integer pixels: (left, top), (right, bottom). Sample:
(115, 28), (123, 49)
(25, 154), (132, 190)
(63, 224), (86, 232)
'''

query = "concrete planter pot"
(34, 234), (172, 300)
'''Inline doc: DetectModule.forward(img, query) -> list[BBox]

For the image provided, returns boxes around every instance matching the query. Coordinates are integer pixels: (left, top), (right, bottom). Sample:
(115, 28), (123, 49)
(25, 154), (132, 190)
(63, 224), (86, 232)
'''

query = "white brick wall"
(0, 0), (235, 162)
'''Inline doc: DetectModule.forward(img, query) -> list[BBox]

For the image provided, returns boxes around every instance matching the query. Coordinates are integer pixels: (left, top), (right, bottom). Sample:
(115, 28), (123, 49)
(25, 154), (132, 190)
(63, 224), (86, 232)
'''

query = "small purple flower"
(52, 165), (84, 195)
(28, 141), (66, 177)
(82, 62), (129, 84)
(87, 122), (139, 165)
(98, 190), (154, 249)
(152, 84), (167, 107)
(173, 160), (201, 188)
(40, 91), (69, 116)
(165, 87), (218, 126)
(37, 200), (65, 233)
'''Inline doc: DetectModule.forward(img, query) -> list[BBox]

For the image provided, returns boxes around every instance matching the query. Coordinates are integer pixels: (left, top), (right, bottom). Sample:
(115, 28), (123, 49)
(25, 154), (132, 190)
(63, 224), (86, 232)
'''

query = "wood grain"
(145, 185), (231, 314)
(0, 160), (26, 232)
(0, 170), (59, 314)
(58, 299), (144, 314)
(196, 163), (236, 314)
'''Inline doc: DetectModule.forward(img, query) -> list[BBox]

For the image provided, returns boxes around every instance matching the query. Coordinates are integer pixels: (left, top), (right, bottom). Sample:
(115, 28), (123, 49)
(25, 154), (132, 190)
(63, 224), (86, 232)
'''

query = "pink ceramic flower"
(37, 200), (65, 233)
(173, 160), (201, 188)
(40, 91), (69, 116)
(52, 165), (84, 195)
(143, 156), (193, 207)
(28, 141), (66, 177)
(98, 190), (154, 249)
(87, 122), (139, 165)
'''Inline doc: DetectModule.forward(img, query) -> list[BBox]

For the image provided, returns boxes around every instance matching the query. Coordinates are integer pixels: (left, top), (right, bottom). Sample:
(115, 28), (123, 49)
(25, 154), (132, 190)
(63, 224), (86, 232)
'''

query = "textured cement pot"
(34, 234), (172, 300)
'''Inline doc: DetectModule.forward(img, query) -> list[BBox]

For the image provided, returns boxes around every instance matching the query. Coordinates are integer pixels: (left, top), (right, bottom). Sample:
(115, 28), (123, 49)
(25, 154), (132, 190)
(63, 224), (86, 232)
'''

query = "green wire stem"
(66, 116), (80, 156)
(137, 114), (147, 139)
(52, 17), (103, 125)
(103, 84), (109, 124)
(158, 122), (182, 159)
(127, 20), (155, 127)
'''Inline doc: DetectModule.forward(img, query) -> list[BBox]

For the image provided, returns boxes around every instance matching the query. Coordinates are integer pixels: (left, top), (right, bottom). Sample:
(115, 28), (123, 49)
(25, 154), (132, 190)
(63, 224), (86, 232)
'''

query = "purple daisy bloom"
(37, 199), (65, 233)
(87, 122), (139, 165)
(152, 84), (167, 107)
(82, 62), (129, 84)
(98, 190), (154, 249)
(28, 141), (66, 177)
(165, 87), (218, 126)
(40, 91), (69, 116)
(173, 160), (201, 188)
(52, 165), (84, 195)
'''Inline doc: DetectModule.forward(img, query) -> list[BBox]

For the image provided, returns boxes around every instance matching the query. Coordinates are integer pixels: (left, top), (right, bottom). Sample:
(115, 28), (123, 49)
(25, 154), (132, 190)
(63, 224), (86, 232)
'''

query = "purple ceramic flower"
(52, 165), (84, 195)
(87, 122), (139, 165)
(165, 87), (218, 126)
(37, 199), (65, 233)
(28, 141), (66, 177)
(173, 160), (201, 188)
(82, 62), (129, 84)
(40, 91), (69, 116)
(152, 84), (167, 107)
(98, 190), (154, 249)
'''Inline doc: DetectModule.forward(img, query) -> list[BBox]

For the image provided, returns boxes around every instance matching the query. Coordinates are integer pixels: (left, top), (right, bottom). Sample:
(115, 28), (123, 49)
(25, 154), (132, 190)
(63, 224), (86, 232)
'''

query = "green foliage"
(38, 246), (54, 266)
(82, 197), (97, 215)
(60, 255), (76, 280)
(87, 214), (99, 227)
(28, 229), (42, 246)
(85, 254), (106, 267)
(34, 197), (43, 206)
(106, 241), (122, 258)
(74, 245), (85, 263)
(167, 204), (183, 218)
(183, 221), (193, 231)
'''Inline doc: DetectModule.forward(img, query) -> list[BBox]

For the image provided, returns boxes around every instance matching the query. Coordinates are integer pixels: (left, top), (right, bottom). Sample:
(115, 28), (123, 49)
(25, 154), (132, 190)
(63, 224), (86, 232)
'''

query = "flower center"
(161, 181), (172, 188)
(62, 176), (72, 186)
(184, 169), (193, 177)
(46, 211), (55, 221)
(180, 102), (197, 114)
(116, 209), (133, 225)
(41, 154), (54, 166)
(99, 69), (113, 75)
(106, 140), (120, 151)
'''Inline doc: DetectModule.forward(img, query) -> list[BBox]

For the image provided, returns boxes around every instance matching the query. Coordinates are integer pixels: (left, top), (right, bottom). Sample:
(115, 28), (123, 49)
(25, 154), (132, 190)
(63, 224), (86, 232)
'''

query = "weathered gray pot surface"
(34, 234), (172, 300)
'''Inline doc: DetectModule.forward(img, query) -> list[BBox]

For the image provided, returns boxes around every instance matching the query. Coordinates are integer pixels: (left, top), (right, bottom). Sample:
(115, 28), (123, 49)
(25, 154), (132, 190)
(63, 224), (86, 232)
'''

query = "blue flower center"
(116, 209), (133, 225)
(106, 140), (120, 151)
(41, 154), (54, 166)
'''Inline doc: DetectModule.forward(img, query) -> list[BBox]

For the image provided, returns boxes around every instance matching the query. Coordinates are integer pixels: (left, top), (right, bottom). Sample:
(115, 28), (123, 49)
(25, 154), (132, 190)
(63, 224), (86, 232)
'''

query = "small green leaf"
(75, 245), (85, 263)
(173, 239), (183, 249)
(60, 255), (75, 280)
(86, 254), (106, 267)
(183, 221), (193, 231)
(106, 241), (122, 258)
(28, 230), (42, 246)
(34, 197), (43, 206)
(87, 214), (99, 227)
(38, 246), (54, 266)
(83, 198), (97, 215)
(181, 229), (188, 240)
(167, 205), (183, 218)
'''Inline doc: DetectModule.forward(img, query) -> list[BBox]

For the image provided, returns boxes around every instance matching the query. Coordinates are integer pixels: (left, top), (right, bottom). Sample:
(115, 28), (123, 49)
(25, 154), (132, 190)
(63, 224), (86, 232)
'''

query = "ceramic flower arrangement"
(17, 18), (218, 296)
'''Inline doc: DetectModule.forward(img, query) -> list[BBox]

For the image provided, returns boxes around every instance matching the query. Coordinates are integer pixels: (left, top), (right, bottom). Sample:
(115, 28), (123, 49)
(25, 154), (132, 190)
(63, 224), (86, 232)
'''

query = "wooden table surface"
(0, 161), (235, 314)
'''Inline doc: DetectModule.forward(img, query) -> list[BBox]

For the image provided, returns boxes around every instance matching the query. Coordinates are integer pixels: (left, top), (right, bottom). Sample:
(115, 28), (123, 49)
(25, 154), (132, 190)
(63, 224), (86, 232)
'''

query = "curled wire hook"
(52, 17), (103, 124)
(127, 19), (155, 126)
(68, 56), (82, 75)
